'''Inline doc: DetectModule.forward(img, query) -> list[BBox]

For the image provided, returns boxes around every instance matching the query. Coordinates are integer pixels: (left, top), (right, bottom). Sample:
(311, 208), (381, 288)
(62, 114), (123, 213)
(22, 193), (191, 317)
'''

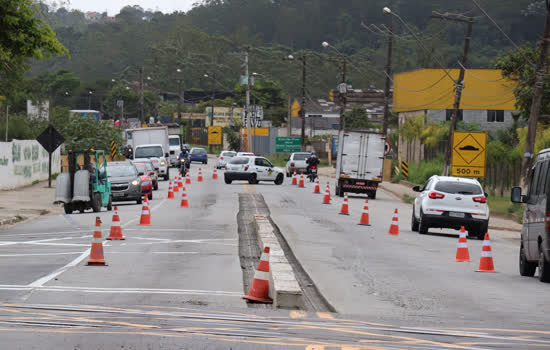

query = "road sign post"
(275, 137), (302, 153)
(451, 131), (487, 178)
(36, 125), (64, 188)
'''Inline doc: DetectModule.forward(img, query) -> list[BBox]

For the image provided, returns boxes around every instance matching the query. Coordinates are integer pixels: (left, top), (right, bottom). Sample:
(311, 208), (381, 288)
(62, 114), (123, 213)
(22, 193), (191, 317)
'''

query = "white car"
(412, 176), (489, 239)
(216, 151), (237, 169)
(133, 144), (170, 181)
(236, 152), (255, 157)
(285, 152), (312, 177)
(224, 156), (284, 185)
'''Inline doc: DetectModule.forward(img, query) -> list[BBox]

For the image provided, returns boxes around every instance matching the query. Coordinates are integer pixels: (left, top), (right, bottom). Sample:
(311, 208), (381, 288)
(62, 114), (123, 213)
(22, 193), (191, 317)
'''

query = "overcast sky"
(59, 0), (196, 15)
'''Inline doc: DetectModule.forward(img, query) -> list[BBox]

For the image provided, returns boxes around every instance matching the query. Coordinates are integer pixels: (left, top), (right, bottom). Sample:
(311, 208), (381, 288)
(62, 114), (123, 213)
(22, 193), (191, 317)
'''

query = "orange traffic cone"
(298, 173), (305, 188)
(476, 233), (496, 272)
(178, 174), (183, 188)
(313, 178), (321, 194)
(168, 181), (175, 199)
(339, 192), (350, 215)
(322, 187), (331, 204)
(107, 206), (125, 240)
(291, 171), (297, 185)
(180, 186), (189, 208)
(185, 172), (191, 185)
(173, 177), (180, 193)
(212, 168), (218, 180)
(358, 200), (370, 225)
(455, 226), (471, 262)
(388, 209), (399, 236)
(243, 246), (273, 303)
(87, 217), (106, 266)
(198, 169), (203, 182)
(326, 182), (331, 201)
(139, 198), (151, 226)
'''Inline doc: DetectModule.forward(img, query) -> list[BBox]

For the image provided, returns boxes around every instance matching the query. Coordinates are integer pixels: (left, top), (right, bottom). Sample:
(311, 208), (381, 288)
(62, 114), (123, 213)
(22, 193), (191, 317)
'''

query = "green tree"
(343, 107), (372, 129)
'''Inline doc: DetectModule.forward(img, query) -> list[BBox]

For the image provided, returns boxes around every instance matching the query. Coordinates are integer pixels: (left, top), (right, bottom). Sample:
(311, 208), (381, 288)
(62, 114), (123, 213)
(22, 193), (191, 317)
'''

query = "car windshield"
(293, 153), (310, 161)
(107, 165), (137, 178)
(134, 164), (147, 174)
(192, 148), (206, 154)
(434, 181), (482, 195)
(169, 138), (180, 146)
(222, 152), (236, 157)
(230, 157), (250, 165)
(135, 146), (163, 158)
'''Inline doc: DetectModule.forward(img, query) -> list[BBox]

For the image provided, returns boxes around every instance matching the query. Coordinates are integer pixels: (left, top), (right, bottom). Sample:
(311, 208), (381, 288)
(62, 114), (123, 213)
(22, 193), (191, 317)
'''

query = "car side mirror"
(412, 186), (421, 192)
(484, 192), (489, 198)
(138, 171), (145, 176)
(511, 186), (523, 203)
(165, 153), (169, 158)
(149, 171), (155, 176)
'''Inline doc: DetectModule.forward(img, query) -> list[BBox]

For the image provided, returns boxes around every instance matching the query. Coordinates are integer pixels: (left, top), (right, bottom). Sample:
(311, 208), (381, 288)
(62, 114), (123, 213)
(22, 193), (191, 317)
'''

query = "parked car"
(511, 148), (550, 282)
(225, 156), (284, 185)
(189, 147), (208, 164)
(285, 152), (312, 177)
(216, 151), (237, 169)
(105, 161), (143, 204)
(134, 163), (153, 200)
(411, 176), (489, 239)
(133, 160), (158, 190)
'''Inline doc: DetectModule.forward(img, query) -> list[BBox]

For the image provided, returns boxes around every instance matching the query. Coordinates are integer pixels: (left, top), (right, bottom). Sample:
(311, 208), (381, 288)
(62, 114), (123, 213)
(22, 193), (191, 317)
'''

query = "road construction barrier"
(291, 171), (297, 185)
(198, 169), (203, 182)
(180, 187), (189, 208)
(168, 181), (175, 199)
(388, 208), (399, 236)
(477, 233), (496, 272)
(139, 198), (151, 226)
(313, 178), (320, 194)
(455, 226), (471, 262)
(339, 192), (350, 215)
(243, 246), (273, 304)
(358, 200), (370, 226)
(107, 206), (125, 240)
(87, 217), (106, 266)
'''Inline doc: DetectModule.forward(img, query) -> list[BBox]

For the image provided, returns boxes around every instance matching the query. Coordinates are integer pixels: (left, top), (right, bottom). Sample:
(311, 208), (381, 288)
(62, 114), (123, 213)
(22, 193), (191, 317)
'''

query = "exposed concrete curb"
(0, 215), (24, 227)
(254, 215), (303, 309)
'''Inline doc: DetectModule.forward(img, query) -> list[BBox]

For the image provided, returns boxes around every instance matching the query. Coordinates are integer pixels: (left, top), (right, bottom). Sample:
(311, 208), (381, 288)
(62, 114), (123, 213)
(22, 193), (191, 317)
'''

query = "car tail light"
(473, 196), (486, 204)
(291, 162), (295, 167)
(428, 191), (445, 199)
(190, 153), (194, 156)
(220, 156), (224, 160)
(244, 165), (249, 171)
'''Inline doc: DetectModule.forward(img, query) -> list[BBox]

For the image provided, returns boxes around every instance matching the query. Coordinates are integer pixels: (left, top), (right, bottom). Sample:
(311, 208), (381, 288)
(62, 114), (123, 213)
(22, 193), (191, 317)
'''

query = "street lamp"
(321, 41), (329, 48)
(383, 6), (391, 14)
(88, 91), (93, 109)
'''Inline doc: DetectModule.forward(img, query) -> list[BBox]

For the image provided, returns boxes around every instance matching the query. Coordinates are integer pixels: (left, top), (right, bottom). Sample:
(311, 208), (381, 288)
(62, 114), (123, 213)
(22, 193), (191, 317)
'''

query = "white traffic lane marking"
(0, 285), (242, 297)
(26, 198), (167, 288)
(0, 252), (83, 257)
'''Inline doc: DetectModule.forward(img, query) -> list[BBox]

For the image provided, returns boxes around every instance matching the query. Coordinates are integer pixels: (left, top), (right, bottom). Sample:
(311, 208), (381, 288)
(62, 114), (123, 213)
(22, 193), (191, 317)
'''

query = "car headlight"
(131, 180), (140, 186)
(160, 161), (166, 166)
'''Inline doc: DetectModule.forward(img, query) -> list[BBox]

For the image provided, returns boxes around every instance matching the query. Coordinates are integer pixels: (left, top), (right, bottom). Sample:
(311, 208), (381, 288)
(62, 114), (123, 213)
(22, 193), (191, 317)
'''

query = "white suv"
(285, 152), (311, 177)
(224, 156), (284, 185)
(411, 176), (489, 239)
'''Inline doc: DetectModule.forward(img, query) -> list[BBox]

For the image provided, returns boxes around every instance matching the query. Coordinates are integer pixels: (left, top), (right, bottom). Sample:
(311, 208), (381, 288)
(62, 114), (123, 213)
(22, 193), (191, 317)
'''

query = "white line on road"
(0, 285), (242, 297)
(0, 252), (83, 257)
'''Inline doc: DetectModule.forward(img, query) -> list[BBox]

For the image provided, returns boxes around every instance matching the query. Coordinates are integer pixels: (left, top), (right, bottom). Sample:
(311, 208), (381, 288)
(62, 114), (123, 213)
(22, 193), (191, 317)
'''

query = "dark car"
(189, 147), (208, 164)
(106, 161), (143, 204)
(511, 148), (550, 283)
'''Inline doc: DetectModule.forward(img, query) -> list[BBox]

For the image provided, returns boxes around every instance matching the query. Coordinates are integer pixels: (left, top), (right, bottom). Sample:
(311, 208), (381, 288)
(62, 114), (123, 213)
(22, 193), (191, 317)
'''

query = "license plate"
(356, 181), (365, 185)
(113, 192), (124, 198)
(449, 212), (465, 218)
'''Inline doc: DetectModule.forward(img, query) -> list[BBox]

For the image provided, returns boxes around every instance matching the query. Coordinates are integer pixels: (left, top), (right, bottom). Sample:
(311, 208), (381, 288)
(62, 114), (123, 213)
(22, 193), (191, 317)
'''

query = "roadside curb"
(0, 215), (25, 227)
(254, 215), (303, 309)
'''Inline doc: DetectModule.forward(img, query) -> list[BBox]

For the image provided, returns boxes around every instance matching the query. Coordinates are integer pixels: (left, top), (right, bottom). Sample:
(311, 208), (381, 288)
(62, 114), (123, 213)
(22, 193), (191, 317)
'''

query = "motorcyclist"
(306, 152), (320, 174)
(179, 149), (190, 175)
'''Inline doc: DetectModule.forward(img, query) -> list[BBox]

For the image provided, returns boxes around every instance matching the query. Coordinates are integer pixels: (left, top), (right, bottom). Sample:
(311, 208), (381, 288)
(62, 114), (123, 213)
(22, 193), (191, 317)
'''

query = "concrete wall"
(427, 109), (516, 131)
(0, 140), (61, 190)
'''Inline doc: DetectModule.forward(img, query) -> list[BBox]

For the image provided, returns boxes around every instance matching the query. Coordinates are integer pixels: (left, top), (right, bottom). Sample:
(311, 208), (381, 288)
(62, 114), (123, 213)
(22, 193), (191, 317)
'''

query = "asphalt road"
(0, 164), (549, 349)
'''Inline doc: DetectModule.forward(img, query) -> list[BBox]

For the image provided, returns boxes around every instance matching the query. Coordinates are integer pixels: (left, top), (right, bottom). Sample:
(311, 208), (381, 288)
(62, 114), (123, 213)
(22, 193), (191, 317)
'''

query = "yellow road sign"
(208, 126), (222, 145)
(291, 100), (301, 117)
(451, 131), (487, 178)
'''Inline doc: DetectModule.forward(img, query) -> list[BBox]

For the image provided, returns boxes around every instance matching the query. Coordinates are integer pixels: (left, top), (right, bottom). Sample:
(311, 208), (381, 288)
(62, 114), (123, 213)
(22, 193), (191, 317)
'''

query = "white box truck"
(335, 130), (385, 199)
(126, 127), (170, 180)
(168, 135), (181, 167)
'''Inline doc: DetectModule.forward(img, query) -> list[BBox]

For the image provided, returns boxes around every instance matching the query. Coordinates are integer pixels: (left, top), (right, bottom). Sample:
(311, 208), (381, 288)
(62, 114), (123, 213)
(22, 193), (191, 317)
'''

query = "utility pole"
(520, 4), (550, 189)
(338, 60), (347, 132)
(209, 72), (215, 153)
(245, 49), (252, 153)
(287, 95), (292, 136)
(5, 105), (9, 142)
(300, 55), (307, 150)
(432, 12), (474, 176)
(139, 66), (144, 123)
(382, 5), (393, 136)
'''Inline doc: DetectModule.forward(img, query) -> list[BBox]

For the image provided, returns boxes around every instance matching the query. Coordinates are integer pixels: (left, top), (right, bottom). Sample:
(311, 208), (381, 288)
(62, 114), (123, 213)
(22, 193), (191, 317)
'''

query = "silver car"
(216, 151), (237, 169)
(106, 161), (143, 205)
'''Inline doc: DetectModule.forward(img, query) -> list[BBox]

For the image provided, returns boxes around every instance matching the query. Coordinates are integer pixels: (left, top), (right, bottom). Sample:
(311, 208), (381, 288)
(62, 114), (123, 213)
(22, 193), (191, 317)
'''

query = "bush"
(406, 158), (443, 185)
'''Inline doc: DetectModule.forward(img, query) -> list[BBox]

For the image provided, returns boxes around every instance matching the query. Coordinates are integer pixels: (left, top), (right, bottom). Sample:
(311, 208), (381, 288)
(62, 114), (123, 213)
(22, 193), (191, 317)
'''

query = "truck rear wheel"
(91, 193), (101, 213)
(64, 203), (73, 214)
(368, 190), (377, 200)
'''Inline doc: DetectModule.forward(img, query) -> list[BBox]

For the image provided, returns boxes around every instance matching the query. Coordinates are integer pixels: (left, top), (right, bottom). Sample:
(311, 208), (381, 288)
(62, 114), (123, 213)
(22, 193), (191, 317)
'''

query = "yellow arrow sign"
(208, 126), (222, 145)
(451, 131), (487, 178)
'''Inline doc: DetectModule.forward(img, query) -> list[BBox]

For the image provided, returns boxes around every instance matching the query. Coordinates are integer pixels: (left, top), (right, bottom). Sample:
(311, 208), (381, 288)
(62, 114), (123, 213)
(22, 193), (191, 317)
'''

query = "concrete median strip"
(253, 215), (303, 309)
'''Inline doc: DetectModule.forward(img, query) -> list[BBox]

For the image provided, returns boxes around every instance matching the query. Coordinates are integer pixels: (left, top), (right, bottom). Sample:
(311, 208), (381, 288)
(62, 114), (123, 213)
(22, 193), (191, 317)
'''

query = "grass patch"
(51, 173), (59, 180)
(406, 158), (443, 185)
(487, 194), (523, 223)
(267, 154), (290, 167)
(32, 180), (40, 185)
(402, 194), (415, 204)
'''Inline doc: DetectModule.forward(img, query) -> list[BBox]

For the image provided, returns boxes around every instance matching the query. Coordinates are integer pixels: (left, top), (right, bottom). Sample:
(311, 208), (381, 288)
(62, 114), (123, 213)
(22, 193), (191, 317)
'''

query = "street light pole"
(300, 55), (307, 151)
(382, 3), (393, 136)
(5, 105), (9, 142)
(245, 49), (252, 153)
(139, 66), (144, 123)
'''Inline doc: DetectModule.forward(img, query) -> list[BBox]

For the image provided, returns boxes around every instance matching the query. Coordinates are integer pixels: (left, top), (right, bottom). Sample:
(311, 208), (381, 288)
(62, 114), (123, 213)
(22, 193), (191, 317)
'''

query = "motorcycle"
(179, 156), (190, 176)
(308, 165), (318, 182)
